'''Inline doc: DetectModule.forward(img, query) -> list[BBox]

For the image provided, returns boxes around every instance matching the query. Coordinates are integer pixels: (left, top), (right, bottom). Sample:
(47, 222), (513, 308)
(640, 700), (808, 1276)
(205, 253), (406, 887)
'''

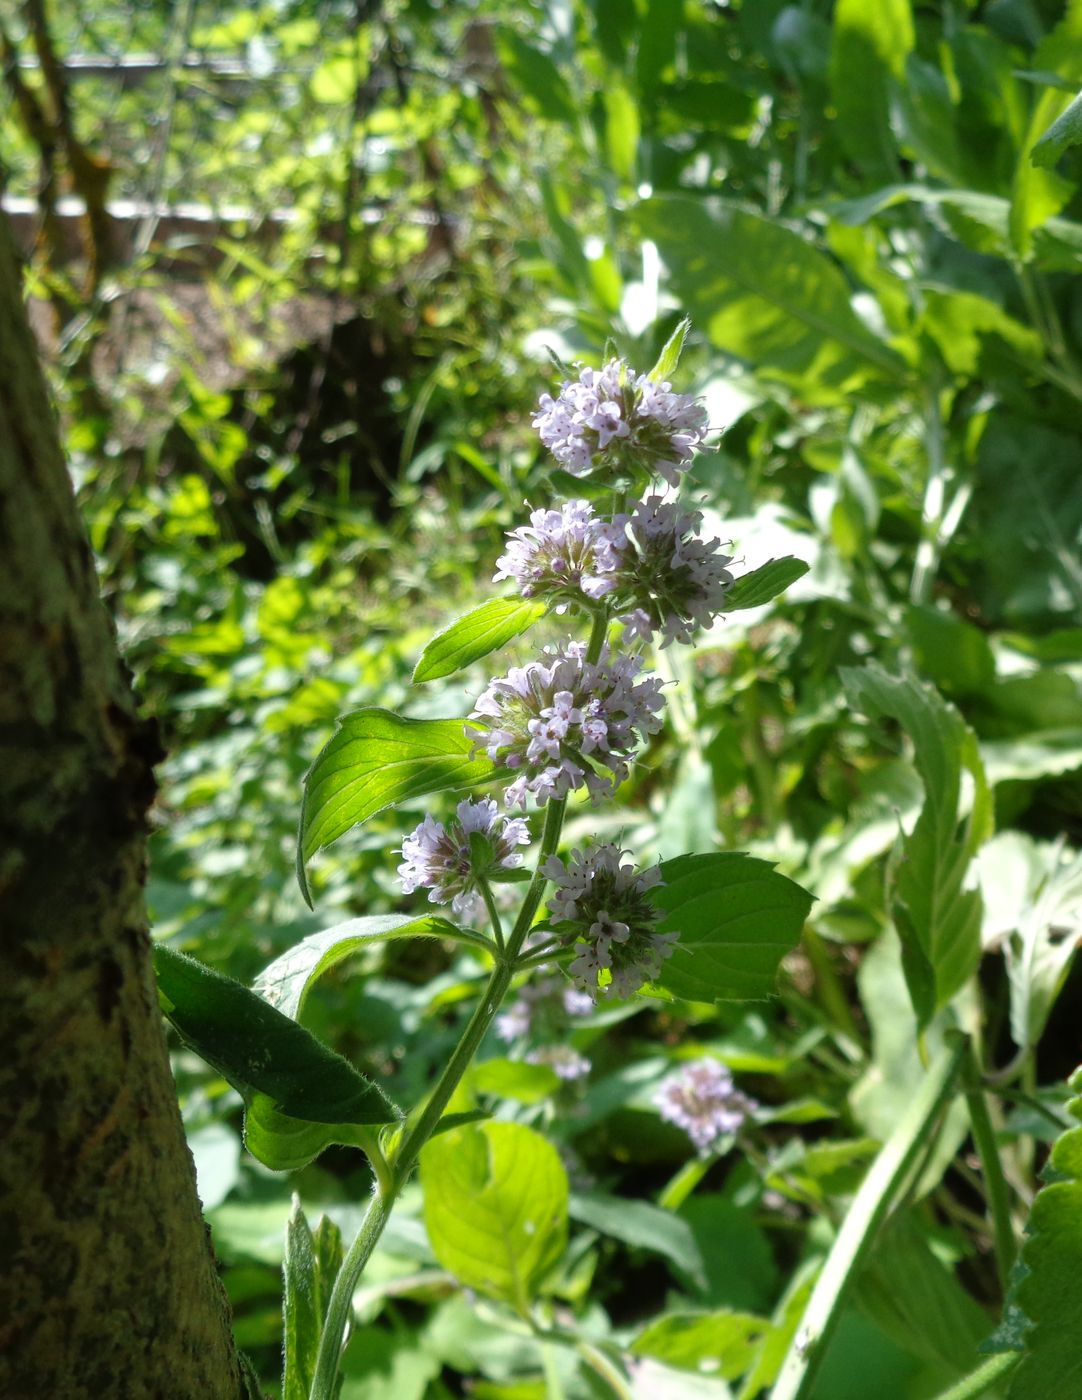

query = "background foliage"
(4, 0), (1082, 1395)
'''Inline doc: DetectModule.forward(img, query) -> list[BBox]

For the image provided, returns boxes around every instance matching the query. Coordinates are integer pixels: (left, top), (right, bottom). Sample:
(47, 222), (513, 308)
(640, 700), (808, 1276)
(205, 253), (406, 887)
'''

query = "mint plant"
(154, 323), (814, 1399)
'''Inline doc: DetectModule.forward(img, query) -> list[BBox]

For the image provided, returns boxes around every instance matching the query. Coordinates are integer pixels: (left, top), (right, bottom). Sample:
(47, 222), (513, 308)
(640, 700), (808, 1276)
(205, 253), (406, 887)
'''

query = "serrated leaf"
(155, 946), (399, 1171)
(421, 1121), (568, 1309)
(254, 914), (483, 1022)
(648, 316), (692, 381)
(999, 1071), (1082, 1398)
(297, 709), (495, 905)
(725, 557), (810, 611)
(413, 597), (548, 684)
(652, 853), (814, 1003)
(283, 1198), (343, 1400)
(843, 666), (991, 1026)
(631, 1309), (770, 1382)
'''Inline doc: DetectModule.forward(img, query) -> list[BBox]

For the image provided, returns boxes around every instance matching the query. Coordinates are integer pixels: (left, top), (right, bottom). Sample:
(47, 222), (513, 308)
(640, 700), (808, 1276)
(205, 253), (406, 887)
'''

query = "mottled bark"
(0, 214), (247, 1397)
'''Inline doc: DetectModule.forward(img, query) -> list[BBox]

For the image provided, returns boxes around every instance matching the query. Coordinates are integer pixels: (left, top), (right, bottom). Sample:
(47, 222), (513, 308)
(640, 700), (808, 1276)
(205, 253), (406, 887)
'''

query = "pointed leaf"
(421, 1121), (568, 1309)
(1033, 88), (1082, 168)
(297, 709), (495, 905)
(843, 666), (991, 1025)
(652, 853), (814, 1003)
(648, 316), (692, 381)
(725, 557), (810, 611)
(155, 945), (400, 1146)
(283, 1198), (343, 1400)
(255, 914), (487, 1022)
(568, 1192), (707, 1292)
(413, 597), (548, 684)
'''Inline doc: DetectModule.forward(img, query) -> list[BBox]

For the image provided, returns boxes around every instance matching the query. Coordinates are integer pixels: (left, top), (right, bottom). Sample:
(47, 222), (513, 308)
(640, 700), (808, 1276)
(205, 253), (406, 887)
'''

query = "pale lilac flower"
(467, 641), (665, 808)
(527, 1045), (592, 1081)
(398, 798), (530, 917)
(654, 1058), (757, 1155)
(610, 496), (734, 647)
(543, 843), (677, 1000)
(533, 358), (708, 485)
(494, 499), (624, 605)
(495, 972), (593, 1042)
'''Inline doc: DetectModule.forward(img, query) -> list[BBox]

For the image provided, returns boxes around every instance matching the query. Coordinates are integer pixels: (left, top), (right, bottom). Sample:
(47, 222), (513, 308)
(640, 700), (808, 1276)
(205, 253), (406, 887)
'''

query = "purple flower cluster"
(493, 500), (624, 606)
(398, 798), (530, 916)
(494, 496), (733, 648)
(467, 641), (665, 808)
(544, 843), (677, 1000)
(654, 1058), (757, 1155)
(533, 358), (708, 486)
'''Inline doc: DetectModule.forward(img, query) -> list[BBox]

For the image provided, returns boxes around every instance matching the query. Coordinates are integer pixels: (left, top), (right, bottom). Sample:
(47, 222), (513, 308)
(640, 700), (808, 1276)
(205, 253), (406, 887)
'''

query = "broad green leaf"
(843, 666), (991, 1026)
(254, 914), (483, 1022)
(980, 729), (1082, 785)
(568, 1192), (707, 1292)
(604, 81), (640, 183)
(283, 1198), (343, 1400)
(636, 197), (907, 398)
(495, 31), (576, 123)
(725, 557), (810, 611)
(413, 597), (548, 684)
(421, 1121), (568, 1309)
(904, 604), (996, 699)
(1011, 10), (1082, 257)
(830, 0), (913, 177)
(155, 946), (399, 1171)
(649, 316), (692, 382)
(651, 853), (814, 1003)
(631, 1310), (770, 1381)
(998, 1069), (1082, 1399)
(297, 709), (495, 905)
(1032, 88), (1082, 167)
(918, 288), (1043, 377)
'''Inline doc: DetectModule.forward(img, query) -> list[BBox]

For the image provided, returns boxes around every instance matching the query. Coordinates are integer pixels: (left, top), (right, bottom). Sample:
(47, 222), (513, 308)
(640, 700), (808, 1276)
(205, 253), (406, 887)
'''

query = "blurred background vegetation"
(3, 0), (1082, 1395)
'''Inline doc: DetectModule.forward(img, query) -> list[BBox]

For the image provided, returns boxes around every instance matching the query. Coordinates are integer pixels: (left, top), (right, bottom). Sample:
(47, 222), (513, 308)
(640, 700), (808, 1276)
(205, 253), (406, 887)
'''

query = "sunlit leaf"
(413, 597), (548, 684)
(726, 557), (810, 611)
(297, 709), (495, 905)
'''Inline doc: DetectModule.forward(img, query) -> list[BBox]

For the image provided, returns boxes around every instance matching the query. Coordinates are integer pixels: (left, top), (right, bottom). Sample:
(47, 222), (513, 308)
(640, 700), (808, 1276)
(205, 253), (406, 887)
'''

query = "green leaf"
(652, 853), (814, 1003)
(999, 1069), (1082, 1398)
(725, 557), (810, 611)
(254, 914), (483, 1022)
(472, 1057), (562, 1105)
(297, 709), (495, 905)
(843, 666), (991, 1027)
(631, 1309), (770, 1381)
(648, 316), (692, 382)
(283, 1198), (343, 1400)
(495, 31), (576, 123)
(636, 197), (907, 398)
(421, 1121), (568, 1309)
(156, 946), (397, 1124)
(1001, 842), (1082, 1051)
(412, 597), (548, 684)
(1033, 88), (1082, 167)
(830, 0), (913, 177)
(243, 1098), (379, 1173)
(569, 1192), (707, 1292)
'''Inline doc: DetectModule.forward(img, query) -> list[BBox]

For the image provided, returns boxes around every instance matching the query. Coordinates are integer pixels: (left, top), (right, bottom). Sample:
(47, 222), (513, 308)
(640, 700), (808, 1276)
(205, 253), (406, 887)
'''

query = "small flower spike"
(398, 798), (530, 917)
(654, 1058), (758, 1155)
(493, 499), (624, 606)
(543, 843), (677, 1000)
(467, 641), (665, 808)
(533, 358), (708, 485)
(526, 1045), (592, 1081)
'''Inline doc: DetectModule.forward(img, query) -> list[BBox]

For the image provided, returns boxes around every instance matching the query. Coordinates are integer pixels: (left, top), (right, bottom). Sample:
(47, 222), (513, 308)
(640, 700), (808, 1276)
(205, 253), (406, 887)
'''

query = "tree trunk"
(0, 214), (249, 1397)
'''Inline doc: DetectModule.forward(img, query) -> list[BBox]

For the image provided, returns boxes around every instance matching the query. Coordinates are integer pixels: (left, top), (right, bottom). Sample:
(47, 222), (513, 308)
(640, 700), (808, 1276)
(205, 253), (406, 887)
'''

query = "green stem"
(478, 875), (505, 952)
(910, 381), (947, 606)
(770, 1037), (968, 1400)
(962, 1046), (1016, 1293)
(928, 1351), (1020, 1400)
(308, 1187), (392, 1399)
